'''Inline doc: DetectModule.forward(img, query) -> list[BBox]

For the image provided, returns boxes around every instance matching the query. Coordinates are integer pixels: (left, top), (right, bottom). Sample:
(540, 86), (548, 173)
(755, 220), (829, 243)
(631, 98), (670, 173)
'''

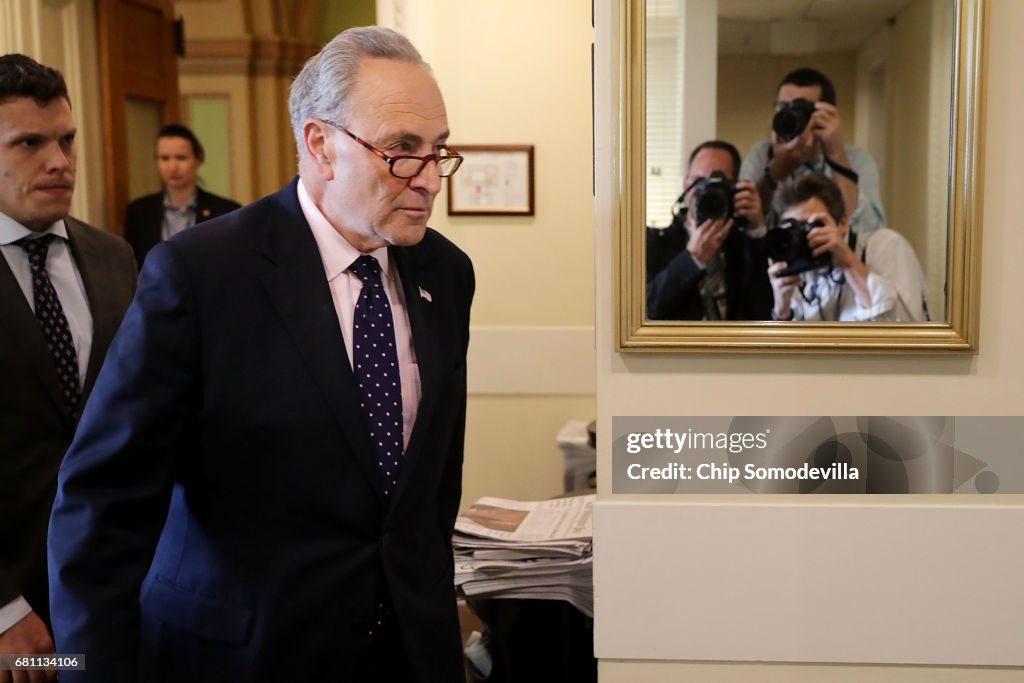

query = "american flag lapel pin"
(419, 287), (432, 303)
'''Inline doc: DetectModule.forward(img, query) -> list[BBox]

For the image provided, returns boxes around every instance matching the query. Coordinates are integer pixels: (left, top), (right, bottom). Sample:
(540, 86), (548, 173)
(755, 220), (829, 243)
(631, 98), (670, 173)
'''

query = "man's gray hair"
(288, 26), (428, 159)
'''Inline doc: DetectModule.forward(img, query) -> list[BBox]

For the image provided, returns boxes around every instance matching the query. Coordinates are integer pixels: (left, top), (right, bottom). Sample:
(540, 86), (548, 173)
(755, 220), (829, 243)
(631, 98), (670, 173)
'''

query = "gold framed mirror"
(616, 0), (987, 353)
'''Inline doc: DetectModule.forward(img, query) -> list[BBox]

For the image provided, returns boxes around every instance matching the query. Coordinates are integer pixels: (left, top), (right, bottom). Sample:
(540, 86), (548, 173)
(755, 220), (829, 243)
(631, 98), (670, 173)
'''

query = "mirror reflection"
(645, 0), (954, 323)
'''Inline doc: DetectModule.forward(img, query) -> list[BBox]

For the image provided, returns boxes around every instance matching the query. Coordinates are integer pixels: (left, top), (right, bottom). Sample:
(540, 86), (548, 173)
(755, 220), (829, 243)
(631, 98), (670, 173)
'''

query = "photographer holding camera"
(647, 141), (773, 320)
(767, 173), (927, 322)
(740, 67), (887, 235)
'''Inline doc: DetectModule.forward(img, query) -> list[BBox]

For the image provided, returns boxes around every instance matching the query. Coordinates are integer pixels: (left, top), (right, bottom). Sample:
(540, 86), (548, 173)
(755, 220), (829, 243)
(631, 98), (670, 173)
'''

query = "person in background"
(49, 26), (473, 682)
(647, 140), (772, 321)
(0, 53), (136, 677)
(767, 172), (927, 322)
(740, 67), (887, 235)
(122, 123), (240, 266)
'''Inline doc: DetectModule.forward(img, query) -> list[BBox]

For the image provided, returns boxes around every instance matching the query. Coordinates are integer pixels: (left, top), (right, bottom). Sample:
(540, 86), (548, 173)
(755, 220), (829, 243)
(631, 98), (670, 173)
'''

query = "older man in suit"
(0, 54), (136, 673)
(49, 26), (474, 682)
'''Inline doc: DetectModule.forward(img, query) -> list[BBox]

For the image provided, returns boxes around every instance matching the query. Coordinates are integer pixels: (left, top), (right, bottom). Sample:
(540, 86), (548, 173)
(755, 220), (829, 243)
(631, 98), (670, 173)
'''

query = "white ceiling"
(719, 0), (916, 54)
(648, 0), (919, 55)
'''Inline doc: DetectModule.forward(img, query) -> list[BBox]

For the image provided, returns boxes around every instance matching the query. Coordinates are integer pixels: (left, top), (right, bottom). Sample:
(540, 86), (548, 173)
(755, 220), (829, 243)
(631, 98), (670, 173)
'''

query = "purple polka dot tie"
(17, 234), (81, 422)
(350, 255), (404, 496)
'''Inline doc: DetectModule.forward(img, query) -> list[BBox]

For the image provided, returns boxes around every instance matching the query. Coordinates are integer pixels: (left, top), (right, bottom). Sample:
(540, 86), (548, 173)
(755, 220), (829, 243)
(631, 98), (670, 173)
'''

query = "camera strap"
(825, 155), (860, 183)
(765, 147), (858, 190)
(668, 179), (703, 221)
(800, 230), (868, 318)
(849, 229), (869, 265)
(680, 177), (702, 200)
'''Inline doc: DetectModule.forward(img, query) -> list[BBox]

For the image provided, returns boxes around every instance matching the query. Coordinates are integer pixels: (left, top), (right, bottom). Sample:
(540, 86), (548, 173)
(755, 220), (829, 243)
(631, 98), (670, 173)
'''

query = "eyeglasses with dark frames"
(320, 119), (463, 179)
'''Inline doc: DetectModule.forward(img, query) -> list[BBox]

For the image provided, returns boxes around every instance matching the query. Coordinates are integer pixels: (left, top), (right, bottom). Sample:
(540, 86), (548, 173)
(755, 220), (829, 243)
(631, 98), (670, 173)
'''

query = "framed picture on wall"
(447, 145), (535, 216)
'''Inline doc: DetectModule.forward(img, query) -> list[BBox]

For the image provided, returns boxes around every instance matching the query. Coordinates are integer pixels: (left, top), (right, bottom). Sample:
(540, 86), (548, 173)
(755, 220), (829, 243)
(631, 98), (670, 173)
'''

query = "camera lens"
(765, 218), (832, 275)
(695, 187), (729, 224)
(772, 99), (815, 142)
(772, 110), (802, 142)
(764, 226), (799, 262)
(693, 172), (735, 225)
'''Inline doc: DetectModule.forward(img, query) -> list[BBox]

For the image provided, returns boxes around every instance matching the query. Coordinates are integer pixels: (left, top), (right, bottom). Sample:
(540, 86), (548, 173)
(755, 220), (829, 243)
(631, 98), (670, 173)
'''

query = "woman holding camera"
(768, 173), (928, 322)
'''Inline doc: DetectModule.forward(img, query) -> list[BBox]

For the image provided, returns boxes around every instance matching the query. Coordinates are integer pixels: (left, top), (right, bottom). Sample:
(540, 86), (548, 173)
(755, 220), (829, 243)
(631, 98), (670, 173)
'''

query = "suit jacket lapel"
(256, 181), (385, 504)
(195, 188), (214, 224)
(0, 237), (76, 430)
(390, 242), (440, 499)
(65, 219), (119, 402)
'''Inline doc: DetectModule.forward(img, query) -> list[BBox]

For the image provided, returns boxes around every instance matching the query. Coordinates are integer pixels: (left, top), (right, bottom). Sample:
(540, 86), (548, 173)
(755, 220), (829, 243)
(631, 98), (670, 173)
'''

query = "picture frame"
(447, 144), (535, 216)
(615, 0), (986, 354)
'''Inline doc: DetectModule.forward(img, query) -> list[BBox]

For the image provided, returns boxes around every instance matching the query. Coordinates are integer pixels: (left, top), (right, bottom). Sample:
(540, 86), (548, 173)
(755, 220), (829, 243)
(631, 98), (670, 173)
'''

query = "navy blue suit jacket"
(48, 178), (474, 682)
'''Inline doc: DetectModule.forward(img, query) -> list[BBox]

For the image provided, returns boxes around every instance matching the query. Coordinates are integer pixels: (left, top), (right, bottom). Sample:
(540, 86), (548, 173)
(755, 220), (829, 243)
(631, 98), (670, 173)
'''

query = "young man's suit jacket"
(0, 218), (136, 632)
(49, 178), (475, 682)
(122, 187), (242, 267)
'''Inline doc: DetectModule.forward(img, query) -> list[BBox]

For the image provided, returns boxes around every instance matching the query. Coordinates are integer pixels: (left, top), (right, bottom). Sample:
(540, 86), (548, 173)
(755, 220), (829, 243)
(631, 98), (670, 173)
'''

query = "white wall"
(384, 0), (598, 508)
(677, 0), (717, 169)
(595, 0), (1024, 679)
(886, 0), (955, 321)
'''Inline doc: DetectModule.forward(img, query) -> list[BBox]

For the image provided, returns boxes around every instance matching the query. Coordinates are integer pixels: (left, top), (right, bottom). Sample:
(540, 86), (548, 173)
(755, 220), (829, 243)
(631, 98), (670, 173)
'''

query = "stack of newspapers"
(453, 494), (595, 617)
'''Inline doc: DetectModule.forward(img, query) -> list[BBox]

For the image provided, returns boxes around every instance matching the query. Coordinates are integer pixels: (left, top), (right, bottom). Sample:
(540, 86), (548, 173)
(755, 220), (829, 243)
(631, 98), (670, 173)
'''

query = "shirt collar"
(296, 178), (392, 282)
(163, 191), (198, 211)
(0, 211), (69, 246)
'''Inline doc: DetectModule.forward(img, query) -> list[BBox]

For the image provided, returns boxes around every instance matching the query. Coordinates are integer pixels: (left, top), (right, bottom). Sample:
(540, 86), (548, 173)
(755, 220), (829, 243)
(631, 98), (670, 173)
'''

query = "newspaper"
(454, 494), (594, 543)
(453, 494), (595, 617)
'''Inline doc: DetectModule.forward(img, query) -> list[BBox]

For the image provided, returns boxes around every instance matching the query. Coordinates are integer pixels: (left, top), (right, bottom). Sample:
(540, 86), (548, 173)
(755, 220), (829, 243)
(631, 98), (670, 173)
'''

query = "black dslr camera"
(772, 98), (816, 142)
(764, 218), (830, 276)
(690, 171), (746, 229)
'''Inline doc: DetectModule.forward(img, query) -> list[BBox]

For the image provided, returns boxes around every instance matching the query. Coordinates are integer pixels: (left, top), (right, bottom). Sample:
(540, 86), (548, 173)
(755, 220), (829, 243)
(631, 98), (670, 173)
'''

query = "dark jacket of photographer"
(646, 209), (773, 321)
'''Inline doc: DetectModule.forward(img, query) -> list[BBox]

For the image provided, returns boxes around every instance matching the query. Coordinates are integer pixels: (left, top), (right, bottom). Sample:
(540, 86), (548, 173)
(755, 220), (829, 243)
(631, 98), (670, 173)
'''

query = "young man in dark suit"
(122, 124), (241, 267)
(0, 54), (137, 669)
(49, 26), (474, 682)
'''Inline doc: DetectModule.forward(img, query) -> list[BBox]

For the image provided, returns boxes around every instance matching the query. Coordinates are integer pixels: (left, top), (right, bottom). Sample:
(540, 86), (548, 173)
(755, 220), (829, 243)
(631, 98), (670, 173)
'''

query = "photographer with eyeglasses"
(740, 67), (887, 236)
(647, 140), (773, 321)
(768, 172), (928, 322)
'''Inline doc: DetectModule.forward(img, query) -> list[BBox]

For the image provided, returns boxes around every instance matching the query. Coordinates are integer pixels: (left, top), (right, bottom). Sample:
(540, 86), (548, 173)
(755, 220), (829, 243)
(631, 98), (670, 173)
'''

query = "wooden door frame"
(96, 0), (180, 234)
